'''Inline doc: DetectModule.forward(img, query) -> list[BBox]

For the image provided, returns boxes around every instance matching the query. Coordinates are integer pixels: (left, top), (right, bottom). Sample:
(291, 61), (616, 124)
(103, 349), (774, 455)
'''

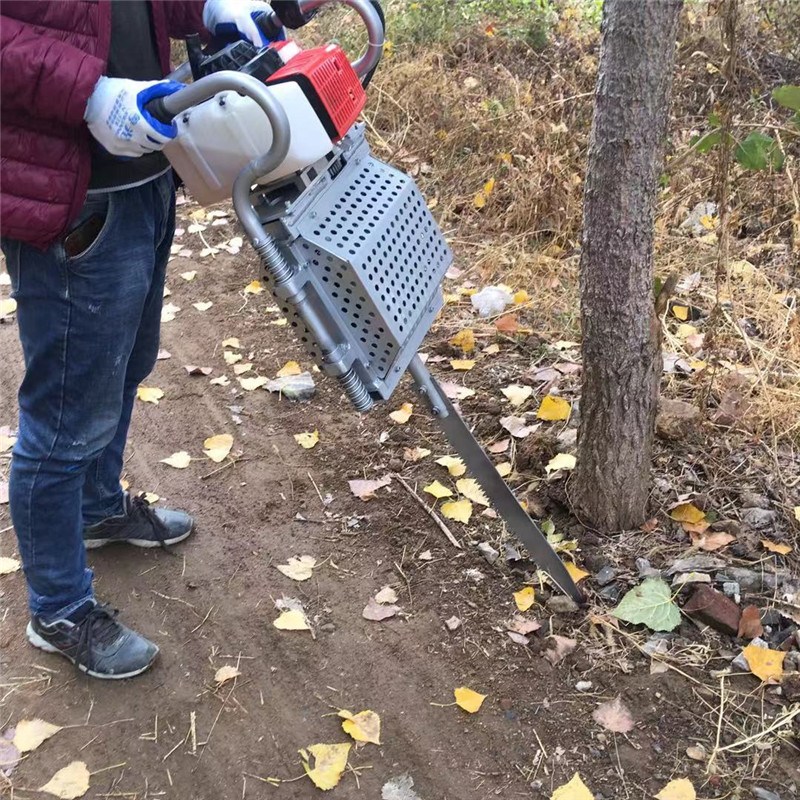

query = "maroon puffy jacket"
(0, 0), (206, 250)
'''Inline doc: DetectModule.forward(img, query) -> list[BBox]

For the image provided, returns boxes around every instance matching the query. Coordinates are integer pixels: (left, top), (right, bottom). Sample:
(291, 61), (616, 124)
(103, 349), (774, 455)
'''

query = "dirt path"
(1, 209), (797, 800)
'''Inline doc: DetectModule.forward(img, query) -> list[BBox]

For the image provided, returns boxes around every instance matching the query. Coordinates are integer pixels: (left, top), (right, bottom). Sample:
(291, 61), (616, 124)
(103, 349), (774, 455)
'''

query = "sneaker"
(26, 601), (159, 679)
(83, 493), (194, 549)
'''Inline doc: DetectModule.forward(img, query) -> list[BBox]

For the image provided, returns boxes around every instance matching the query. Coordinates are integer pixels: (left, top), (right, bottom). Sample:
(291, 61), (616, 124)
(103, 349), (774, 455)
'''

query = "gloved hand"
(203, 0), (271, 47)
(84, 78), (183, 158)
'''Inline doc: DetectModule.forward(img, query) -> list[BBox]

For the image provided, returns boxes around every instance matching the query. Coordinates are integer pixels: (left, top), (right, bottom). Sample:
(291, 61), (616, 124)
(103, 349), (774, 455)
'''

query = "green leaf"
(734, 132), (784, 172)
(772, 84), (800, 112)
(708, 111), (722, 127)
(693, 129), (723, 154)
(612, 578), (681, 632)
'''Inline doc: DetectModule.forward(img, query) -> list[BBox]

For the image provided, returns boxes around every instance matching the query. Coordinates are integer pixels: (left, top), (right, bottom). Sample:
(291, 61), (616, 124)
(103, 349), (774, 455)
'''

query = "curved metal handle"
(297, 0), (384, 82)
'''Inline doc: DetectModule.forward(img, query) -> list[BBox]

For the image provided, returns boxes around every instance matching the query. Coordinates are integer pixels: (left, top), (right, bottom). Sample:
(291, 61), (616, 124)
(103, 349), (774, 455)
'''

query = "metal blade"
(427, 374), (584, 604)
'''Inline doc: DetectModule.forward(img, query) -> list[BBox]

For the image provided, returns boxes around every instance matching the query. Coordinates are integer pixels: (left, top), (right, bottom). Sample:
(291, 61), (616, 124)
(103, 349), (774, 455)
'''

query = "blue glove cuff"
(136, 81), (184, 139)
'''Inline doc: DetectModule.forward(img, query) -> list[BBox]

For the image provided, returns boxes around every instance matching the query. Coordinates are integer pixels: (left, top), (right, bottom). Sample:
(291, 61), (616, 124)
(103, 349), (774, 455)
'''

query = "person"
(0, 0), (275, 680)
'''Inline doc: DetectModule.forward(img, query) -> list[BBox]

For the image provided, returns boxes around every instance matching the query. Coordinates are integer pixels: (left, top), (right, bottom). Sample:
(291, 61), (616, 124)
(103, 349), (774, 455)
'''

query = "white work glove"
(203, 0), (270, 47)
(84, 77), (183, 158)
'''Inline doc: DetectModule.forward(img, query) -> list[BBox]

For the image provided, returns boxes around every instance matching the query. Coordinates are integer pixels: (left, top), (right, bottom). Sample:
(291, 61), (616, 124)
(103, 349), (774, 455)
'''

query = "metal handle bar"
(296, 0), (384, 81)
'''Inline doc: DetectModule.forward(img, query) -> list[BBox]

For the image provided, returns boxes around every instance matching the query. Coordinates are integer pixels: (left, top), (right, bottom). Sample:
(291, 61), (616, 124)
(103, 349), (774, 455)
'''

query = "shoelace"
(129, 493), (171, 547)
(73, 604), (122, 668)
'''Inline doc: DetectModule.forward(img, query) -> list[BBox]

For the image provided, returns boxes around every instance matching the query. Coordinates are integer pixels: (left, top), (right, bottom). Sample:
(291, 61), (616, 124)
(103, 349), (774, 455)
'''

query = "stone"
(741, 507), (776, 531)
(477, 542), (499, 565)
(740, 491), (771, 510)
(722, 567), (781, 592)
(636, 557), (660, 578)
(445, 616), (461, 631)
(722, 582), (740, 600)
(784, 651), (800, 673)
(595, 566), (617, 586)
(782, 673), (800, 703)
(684, 585), (741, 636)
(656, 398), (701, 441)
(264, 372), (316, 401)
(575, 681), (593, 692)
(319, 622), (336, 633)
(598, 583), (623, 603)
(752, 788), (782, 800)
(673, 572), (712, 587)
(546, 595), (579, 614)
(556, 428), (577, 449)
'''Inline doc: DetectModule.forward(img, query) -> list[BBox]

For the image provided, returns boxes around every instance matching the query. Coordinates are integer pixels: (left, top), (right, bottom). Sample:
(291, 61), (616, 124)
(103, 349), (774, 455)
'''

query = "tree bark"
(572, 0), (683, 531)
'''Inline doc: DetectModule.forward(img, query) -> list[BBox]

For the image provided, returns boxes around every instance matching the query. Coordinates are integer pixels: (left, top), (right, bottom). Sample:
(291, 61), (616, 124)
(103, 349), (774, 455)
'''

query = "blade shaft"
(409, 357), (583, 604)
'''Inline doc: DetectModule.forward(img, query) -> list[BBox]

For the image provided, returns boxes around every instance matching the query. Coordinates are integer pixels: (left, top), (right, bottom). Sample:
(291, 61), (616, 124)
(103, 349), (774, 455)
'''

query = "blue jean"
(1, 172), (175, 620)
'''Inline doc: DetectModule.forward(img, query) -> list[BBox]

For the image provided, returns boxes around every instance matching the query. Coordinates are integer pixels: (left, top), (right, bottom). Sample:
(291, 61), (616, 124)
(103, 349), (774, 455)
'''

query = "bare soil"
(1, 203), (797, 799)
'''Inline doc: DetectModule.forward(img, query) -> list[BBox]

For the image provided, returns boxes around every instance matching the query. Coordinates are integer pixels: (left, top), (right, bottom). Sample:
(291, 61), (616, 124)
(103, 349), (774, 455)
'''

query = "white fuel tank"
(165, 81), (332, 207)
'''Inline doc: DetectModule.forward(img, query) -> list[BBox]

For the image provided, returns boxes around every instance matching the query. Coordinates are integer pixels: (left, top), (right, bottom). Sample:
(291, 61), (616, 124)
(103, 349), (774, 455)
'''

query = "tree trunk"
(572, 0), (683, 531)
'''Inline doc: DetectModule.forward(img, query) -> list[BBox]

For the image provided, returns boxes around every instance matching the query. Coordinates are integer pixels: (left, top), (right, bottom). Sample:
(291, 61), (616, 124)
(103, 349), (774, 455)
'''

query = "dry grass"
(305, 0), (800, 443)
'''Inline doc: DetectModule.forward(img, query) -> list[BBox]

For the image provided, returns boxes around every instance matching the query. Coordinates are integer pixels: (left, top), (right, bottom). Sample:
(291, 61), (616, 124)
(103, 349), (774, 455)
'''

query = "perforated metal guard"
(260, 137), (452, 400)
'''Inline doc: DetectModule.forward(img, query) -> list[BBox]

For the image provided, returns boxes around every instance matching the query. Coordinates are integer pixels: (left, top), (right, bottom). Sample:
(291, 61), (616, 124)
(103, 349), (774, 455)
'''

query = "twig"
(393, 473), (462, 549)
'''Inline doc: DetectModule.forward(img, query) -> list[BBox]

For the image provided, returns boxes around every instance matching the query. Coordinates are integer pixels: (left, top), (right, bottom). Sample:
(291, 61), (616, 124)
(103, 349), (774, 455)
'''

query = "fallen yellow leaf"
(404, 447), (431, 462)
(223, 351), (243, 365)
(0, 298), (18, 318)
(244, 280), (264, 295)
(277, 360), (302, 378)
(273, 609), (310, 631)
(233, 363), (253, 375)
(456, 478), (489, 507)
(672, 304), (690, 321)
(222, 337), (240, 349)
(669, 503), (706, 524)
(743, 644), (785, 683)
(564, 562), (590, 583)
(513, 289), (530, 304)
(389, 402), (413, 424)
(294, 430), (319, 450)
(300, 743), (350, 791)
(514, 586), (535, 611)
(0, 556), (21, 575)
(436, 455), (466, 477)
(160, 451), (191, 469)
(239, 376), (267, 391)
(136, 386), (164, 404)
(0, 434), (16, 453)
(276, 555), (316, 582)
(655, 778), (696, 800)
(761, 539), (792, 555)
(450, 359), (476, 371)
(423, 480), (453, 499)
(551, 773), (594, 800)
(794, 506), (800, 523)
(441, 499), (473, 523)
(339, 709), (381, 745)
(537, 395), (571, 421)
(449, 329), (476, 353)
(40, 761), (90, 799)
(192, 301), (213, 312)
(13, 719), (62, 753)
(454, 686), (486, 713)
(203, 434), (233, 463)
(180, 270), (197, 281)
(496, 462), (512, 477)
(214, 665), (241, 686)
(502, 384), (533, 407)
(546, 453), (577, 473)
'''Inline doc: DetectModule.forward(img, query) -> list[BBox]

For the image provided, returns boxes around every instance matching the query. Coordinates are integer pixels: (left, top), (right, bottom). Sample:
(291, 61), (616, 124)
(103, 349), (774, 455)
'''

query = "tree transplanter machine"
(150, 0), (582, 603)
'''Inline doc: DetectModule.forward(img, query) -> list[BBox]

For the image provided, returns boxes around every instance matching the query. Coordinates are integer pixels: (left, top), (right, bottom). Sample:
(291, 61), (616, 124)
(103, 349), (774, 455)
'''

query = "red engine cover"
(267, 44), (366, 141)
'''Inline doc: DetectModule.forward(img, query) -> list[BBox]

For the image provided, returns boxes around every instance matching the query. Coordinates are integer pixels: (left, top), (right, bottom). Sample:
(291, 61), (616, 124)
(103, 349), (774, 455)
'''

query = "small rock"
(686, 743), (707, 761)
(595, 566), (617, 586)
(499, 697), (513, 711)
(575, 680), (593, 692)
(556, 428), (577, 449)
(505, 543), (522, 562)
(445, 616), (461, 631)
(636, 557), (659, 578)
(546, 595), (579, 614)
(722, 582), (740, 600)
(642, 633), (673, 657)
(656, 398), (700, 441)
(782, 673), (800, 702)
(740, 491), (771, 510)
(477, 542), (499, 565)
(684, 585), (741, 636)
(723, 567), (781, 592)
(741, 507), (777, 531)
(264, 372), (316, 401)
(598, 583), (623, 603)
(761, 608), (784, 627)
(679, 201), (717, 236)
(752, 788), (782, 800)
(382, 774), (422, 800)
(783, 651), (800, 673)
(319, 622), (336, 633)
(464, 568), (484, 583)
